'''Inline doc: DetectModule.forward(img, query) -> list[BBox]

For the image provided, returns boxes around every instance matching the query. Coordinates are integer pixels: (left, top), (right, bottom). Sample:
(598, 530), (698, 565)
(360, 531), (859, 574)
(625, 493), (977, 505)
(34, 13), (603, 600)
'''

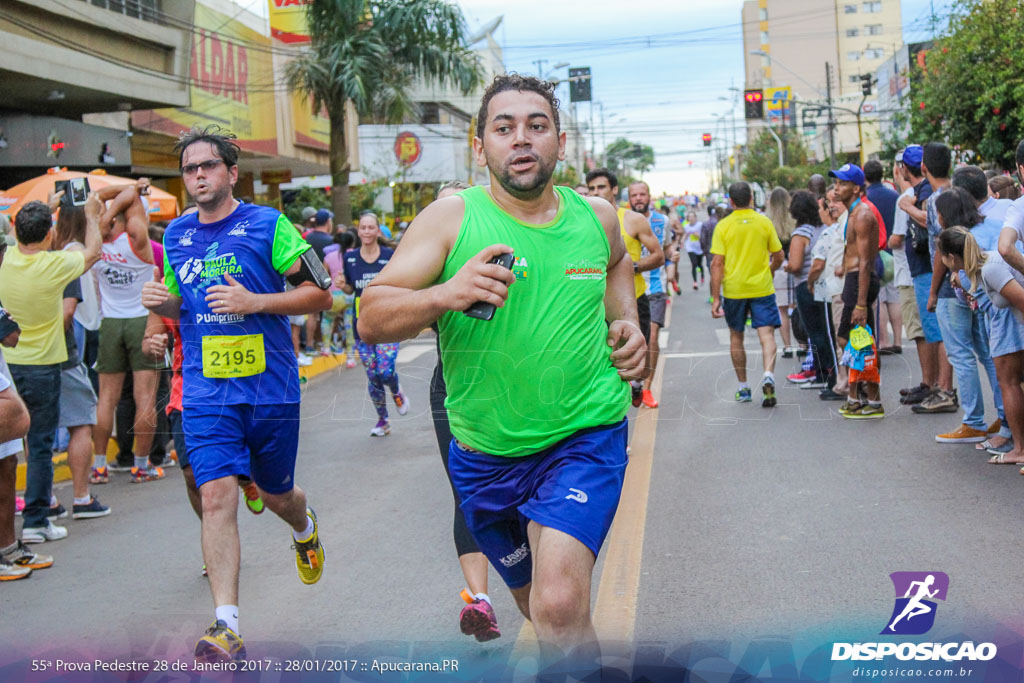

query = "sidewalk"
(15, 352), (349, 491)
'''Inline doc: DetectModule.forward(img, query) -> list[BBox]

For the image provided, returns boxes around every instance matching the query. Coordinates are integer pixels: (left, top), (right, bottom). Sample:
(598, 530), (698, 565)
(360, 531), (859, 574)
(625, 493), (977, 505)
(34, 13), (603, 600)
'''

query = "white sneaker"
(370, 420), (390, 437)
(22, 521), (68, 543)
(393, 389), (409, 416)
(297, 355), (313, 367)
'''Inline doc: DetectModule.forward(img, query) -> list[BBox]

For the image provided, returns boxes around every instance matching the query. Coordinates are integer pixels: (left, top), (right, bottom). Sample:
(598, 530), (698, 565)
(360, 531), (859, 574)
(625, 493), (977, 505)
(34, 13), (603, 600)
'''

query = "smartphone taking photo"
(55, 178), (90, 207)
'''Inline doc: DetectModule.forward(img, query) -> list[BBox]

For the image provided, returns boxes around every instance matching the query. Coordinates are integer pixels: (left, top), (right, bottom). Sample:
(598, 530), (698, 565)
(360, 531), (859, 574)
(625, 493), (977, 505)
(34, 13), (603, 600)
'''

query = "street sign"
(569, 67), (592, 102)
(765, 86), (791, 124)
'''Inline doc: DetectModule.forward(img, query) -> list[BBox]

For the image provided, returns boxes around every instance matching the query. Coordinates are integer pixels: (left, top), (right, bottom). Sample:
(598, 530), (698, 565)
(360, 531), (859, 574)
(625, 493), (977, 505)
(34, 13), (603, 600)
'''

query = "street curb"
(16, 352), (349, 491)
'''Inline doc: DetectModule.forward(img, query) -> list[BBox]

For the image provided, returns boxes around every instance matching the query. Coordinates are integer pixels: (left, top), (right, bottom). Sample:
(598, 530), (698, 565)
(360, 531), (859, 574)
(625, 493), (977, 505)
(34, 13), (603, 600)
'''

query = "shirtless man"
(830, 164), (884, 419)
(586, 169), (663, 407)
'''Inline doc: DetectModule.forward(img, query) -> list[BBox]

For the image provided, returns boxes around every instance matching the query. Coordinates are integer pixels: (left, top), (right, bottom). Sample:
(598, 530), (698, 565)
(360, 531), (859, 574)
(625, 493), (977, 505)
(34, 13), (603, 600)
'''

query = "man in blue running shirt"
(141, 126), (332, 663)
(629, 181), (673, 408)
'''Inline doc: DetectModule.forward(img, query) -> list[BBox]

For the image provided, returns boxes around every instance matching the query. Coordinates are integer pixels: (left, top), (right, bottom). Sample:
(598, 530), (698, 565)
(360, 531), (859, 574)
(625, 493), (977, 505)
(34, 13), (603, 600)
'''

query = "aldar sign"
(133, 4), (277, 155)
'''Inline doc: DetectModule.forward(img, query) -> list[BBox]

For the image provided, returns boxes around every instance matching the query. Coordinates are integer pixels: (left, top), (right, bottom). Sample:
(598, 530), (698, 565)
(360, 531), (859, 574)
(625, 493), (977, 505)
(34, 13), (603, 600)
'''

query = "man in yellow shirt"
(0, 196), (102, 542)
(710, 182), (784, 407)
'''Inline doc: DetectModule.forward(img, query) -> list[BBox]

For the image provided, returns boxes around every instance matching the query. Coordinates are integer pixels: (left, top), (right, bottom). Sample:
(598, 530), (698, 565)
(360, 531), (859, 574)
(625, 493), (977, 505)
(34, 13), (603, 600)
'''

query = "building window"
(847, 51), (861, 61)
(87, 0), (163, 24)
(761, 54), (771, 67)
(759, 8), (767, 20)
(849, 74), (862, 83)
(867, 24), (883, 34)
(846, 28), (859, 37)
(760, 30), (770, 43)
(862, 1), (882, 11)
(864, 48), (884, 59)
(844, 4), (857, 12)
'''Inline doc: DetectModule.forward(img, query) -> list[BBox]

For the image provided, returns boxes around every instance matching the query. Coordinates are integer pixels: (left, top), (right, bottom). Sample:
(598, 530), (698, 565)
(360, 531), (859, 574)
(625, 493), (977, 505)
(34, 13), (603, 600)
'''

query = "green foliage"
(552, 163), (582, 187)
(741, 129), (824, 189)
(909, 0), (1024, 169)
(285, 0), (484, 220)
(604, 138), (656, 175)
(283, 186), (330, 225)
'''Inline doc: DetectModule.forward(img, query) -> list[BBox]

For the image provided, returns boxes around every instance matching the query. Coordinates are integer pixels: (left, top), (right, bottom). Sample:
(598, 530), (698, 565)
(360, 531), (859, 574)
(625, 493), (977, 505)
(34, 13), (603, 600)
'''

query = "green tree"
(604, 138), (656, 176)
(283, 186), (330, 225)
(552, 163), (582, 187)
(909, 0), (1024, 168)
(741, 129), (827, 189)
(286, 0), (483, 222)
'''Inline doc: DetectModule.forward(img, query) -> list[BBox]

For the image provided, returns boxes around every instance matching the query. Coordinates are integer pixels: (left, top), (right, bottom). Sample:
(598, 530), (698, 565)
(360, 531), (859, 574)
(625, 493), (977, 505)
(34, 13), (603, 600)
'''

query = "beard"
(630, 201), (649, 214)
(489, 150), (557, 201)
(191, 183), (233, 211)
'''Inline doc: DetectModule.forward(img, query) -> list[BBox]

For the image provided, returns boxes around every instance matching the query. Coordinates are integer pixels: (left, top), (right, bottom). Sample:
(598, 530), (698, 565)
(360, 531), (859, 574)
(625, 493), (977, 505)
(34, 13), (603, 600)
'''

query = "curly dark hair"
(788, 190), (822, 227)
(173, 124), (241, 169)
(476, 73), (560, 140)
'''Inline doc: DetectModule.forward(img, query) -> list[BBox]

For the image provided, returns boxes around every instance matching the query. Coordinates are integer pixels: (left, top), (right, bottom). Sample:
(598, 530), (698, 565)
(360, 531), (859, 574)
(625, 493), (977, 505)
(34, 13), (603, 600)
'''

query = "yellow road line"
(512, 305), (670, 653)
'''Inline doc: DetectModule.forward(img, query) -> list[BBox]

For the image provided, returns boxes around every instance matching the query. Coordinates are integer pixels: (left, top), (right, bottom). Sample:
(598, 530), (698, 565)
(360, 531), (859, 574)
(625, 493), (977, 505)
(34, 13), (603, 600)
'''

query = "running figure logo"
(881, 571), (949, 635)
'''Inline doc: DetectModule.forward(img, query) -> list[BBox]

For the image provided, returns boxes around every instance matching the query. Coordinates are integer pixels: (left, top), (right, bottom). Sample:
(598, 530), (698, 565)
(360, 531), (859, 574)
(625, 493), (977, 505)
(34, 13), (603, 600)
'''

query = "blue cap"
(829, 163), (866, 186)
(315, 208), (334, 225)
(901, 144), (923, 167)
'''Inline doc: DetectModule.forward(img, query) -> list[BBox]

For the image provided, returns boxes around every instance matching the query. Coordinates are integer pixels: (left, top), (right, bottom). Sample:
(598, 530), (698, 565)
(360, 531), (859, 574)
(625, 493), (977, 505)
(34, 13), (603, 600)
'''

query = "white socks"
(94, 455), (107, 469)
(293, 515), (315, 543)
(473, 592), (491, 605)
(74, 496), (91, 506)
(134, 455), (148, 470)
(215, 605), (239, 634)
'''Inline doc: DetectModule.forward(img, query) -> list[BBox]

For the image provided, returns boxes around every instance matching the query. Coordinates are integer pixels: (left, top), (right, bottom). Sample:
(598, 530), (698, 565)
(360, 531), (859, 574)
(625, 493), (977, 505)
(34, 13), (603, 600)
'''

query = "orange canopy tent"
(0, 168), (179, 221)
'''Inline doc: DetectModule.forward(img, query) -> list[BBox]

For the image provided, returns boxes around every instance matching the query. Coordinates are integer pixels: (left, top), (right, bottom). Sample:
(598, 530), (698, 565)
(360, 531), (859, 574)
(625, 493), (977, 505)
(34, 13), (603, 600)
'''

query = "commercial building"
(0, 0), (195, 189)
(130, 0), (336, 207)
(741, 0), (902, 162)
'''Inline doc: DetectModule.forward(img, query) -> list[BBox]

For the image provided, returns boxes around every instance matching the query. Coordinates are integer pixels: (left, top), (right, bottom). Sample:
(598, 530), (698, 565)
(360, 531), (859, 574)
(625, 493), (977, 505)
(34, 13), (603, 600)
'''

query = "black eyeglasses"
(180, 159), (225, 176)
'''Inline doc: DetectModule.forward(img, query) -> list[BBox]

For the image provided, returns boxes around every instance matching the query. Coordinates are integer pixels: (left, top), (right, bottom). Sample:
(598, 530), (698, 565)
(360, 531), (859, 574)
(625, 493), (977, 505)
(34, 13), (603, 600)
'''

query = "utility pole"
(532, 58), (548, 78)
(825, 62), (836, 169)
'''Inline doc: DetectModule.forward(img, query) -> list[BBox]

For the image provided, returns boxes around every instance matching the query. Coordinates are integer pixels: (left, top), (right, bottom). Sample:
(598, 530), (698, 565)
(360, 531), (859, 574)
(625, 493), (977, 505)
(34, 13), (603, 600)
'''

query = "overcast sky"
(248, 0), (948, 195)
(457, 0), (947, 195)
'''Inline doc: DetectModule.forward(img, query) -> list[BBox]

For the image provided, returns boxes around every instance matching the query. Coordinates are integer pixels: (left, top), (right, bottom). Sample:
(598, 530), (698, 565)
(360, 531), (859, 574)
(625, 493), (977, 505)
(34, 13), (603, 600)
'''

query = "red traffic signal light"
(744, 88), (764, 119)
(702, 133), (712, 147)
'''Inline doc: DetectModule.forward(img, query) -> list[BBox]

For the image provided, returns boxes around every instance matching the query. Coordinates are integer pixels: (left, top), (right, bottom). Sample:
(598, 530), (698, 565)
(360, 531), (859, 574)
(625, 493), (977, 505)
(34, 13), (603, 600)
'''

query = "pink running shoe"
(459, 598), (501, 642)
(14, 495), (24, 516)
(786, 369), (815, 384)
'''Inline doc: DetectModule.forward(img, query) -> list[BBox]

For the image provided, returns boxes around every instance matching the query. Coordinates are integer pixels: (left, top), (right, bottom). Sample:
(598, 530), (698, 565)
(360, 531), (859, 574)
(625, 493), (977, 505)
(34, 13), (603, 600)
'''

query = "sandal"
(976, 437), (1011, 451)
(988, 453), (1024, 464)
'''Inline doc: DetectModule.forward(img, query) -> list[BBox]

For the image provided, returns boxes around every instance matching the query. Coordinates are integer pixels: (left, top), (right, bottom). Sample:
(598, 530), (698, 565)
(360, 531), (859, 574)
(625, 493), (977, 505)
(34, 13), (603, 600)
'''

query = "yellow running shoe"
(194, 620), (246, 663)
(292, 508), (324, 585)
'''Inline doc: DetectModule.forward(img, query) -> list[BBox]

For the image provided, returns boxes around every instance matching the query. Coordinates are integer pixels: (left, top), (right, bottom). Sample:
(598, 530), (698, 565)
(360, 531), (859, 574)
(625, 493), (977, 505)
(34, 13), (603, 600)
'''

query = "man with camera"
(0, 192), (102, 543)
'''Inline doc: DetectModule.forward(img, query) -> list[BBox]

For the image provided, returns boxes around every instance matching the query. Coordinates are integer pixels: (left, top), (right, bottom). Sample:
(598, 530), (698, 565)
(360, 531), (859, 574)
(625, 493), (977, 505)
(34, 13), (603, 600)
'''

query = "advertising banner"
(132, 3), (277, 155)
(268, 0), (311, 44)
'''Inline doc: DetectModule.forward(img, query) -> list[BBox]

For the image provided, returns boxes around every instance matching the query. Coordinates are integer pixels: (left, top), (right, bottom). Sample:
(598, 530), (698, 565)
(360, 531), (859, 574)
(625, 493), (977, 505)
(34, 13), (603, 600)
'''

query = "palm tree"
(286, 0), (483, 222)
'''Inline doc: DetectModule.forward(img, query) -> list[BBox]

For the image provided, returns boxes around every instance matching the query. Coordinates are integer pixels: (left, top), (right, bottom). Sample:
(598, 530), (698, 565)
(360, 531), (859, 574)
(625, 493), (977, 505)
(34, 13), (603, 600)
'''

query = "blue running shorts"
(723, 294), (782, 332)
(448, 419), (628, 589)
(182, 403), (300, 494)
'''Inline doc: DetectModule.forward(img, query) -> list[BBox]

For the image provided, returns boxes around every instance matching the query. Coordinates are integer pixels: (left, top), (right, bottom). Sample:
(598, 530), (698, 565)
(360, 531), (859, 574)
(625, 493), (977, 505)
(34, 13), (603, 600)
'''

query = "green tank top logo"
(512, 255), (530, 280)
(437, 185), (631, 457)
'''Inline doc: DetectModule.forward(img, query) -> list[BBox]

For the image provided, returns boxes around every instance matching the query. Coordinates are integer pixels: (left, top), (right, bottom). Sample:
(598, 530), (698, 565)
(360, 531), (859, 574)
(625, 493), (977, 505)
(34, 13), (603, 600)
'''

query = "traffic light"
(569, 67), (592, 102)
(860, 74), (873, 96)
(702, 133), (712, 147)
(744, 89), (764, 119)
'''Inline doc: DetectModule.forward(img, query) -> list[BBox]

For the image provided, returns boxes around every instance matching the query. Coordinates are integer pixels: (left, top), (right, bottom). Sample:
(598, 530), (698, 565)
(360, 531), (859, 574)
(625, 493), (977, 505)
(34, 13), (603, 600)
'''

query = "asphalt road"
(3, 288), (1022, 679)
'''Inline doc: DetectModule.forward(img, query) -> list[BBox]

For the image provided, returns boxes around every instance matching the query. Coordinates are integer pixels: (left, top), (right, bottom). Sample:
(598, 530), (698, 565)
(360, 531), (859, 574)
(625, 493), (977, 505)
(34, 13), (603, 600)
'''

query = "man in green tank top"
(358, 74), (646, 670)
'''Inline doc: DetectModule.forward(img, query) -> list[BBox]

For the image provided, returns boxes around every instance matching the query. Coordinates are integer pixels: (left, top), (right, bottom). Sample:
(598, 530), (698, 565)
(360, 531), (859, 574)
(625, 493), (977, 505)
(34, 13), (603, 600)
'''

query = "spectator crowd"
(0, 181), (371, 581)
